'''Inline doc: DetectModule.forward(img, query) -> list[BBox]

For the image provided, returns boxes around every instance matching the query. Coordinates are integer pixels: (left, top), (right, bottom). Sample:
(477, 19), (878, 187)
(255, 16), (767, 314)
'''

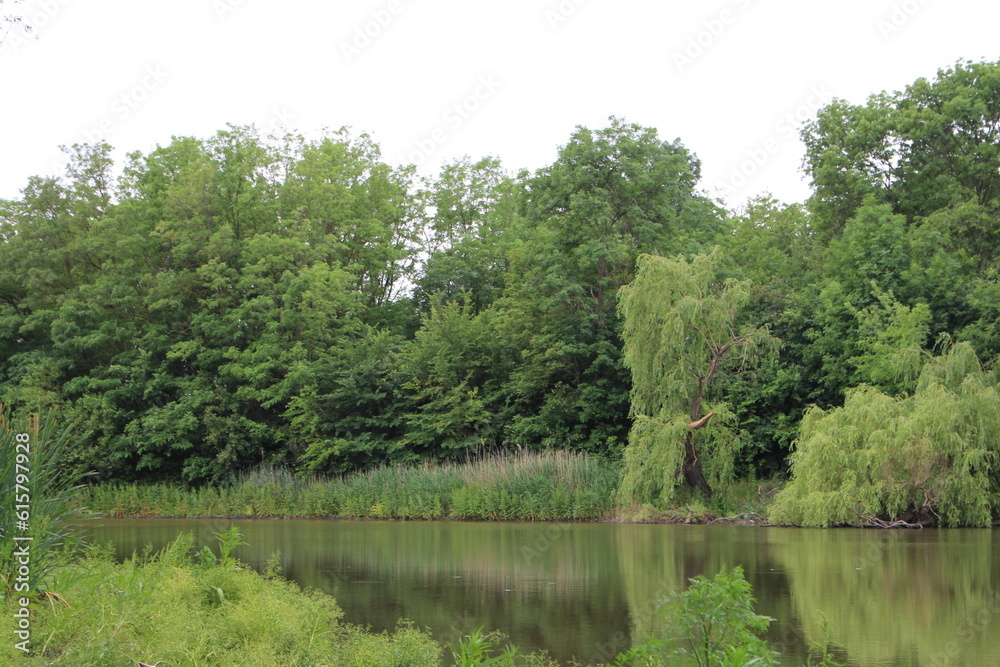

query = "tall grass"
(450, 451), (616, 520)
(0, 408), (91, 601)
(84, 450), (619, 521)
(0, 530), (443, 666)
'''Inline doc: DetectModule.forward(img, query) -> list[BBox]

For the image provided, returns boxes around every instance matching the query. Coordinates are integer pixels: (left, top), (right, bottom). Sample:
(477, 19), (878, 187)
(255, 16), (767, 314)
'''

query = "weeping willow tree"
(617, 250), (778, 504)
(770, 342), (1000, 527)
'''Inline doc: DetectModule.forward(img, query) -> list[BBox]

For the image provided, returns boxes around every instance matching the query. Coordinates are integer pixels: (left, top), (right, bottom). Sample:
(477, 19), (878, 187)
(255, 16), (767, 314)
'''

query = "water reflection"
(84, 520), (1000, 666)
(768, 528), (1000, 666)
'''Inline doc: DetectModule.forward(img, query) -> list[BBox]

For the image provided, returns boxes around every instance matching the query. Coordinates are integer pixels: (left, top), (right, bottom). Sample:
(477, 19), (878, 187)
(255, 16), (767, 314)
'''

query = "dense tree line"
(0, 119), (718, 483)
(2, 61), (999, 505)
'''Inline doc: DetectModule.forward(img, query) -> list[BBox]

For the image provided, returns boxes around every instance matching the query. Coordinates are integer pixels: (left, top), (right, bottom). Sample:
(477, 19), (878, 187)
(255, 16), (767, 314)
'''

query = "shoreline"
(92, 512), (1000, 528)
(86, 511), (773, 526)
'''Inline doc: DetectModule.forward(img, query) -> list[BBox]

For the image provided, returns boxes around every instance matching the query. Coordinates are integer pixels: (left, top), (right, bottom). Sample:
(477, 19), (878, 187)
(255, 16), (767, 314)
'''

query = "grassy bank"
(1, 530), (566, 666)
(84, 451), (619, 521)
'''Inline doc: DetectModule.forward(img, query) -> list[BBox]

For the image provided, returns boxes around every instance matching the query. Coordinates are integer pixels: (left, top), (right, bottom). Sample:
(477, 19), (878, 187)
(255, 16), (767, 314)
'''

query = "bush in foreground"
(0, 532), (441, 666)
(611, 566), (777, 667)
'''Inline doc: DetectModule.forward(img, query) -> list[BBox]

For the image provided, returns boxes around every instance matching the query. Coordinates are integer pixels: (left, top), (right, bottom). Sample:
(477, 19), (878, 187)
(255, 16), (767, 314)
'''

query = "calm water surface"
(84, 519), (1000, 666)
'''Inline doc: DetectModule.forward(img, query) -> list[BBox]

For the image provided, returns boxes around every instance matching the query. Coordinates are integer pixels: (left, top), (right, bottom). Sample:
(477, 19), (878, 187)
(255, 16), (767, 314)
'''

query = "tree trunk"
(682, 432), (713, 499)
(683, 372), (714, 499)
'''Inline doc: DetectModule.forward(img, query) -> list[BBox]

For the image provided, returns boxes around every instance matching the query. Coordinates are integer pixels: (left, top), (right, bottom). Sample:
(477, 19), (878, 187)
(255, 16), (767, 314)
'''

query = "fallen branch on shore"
(713, 511), (772, 525)
(849, 508), (924, 529)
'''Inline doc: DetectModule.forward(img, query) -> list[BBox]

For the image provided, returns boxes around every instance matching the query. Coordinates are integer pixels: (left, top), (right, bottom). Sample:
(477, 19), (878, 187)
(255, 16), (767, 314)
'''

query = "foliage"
(806, 613), (846, 667)
(803, 59), (1000, 235)
(196, 525), (250, 570)
(797, 58), (1000, 400)
(493, 117), (722, 455)
(2, 62), (1000, 508)
(0, 127), (419, 484)
(617, 249), (778, 503)
(291, 329), (415, 475)
(448, 450), (618, 520)
(413, 155), (519, 315)
(0, 408), (91, 601)
(770, 343), (1000, 527)
(0, 116), (722, 483)
(444, 628), (560, 666)
(84, 450), (619, 521)
(448, 627), (521, 667)
(612, 566), (776, 667)
(849, 289), (931, 395)
(401, 299), (514, 455)
(716, 198), (821, 475)
(0, 532), (442, 666)
(825, 199), (909, 305)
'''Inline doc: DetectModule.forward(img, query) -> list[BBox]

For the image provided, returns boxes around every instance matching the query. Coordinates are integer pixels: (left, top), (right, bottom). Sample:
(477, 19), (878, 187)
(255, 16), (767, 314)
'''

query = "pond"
(84, 519), (1000, 666)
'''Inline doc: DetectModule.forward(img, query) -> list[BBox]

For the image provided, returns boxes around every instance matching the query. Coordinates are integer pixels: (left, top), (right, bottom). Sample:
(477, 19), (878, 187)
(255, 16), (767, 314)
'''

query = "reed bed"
(84, 450), (619, 521)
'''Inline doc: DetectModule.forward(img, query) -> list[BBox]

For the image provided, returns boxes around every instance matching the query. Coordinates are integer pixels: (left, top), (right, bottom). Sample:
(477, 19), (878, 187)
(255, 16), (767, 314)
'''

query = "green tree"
(0, 143), (125, 416)
(771, 342), (1000, 527)
(413, 156), (520, 315)
(401, 298), (515, 456)
(617, 250), (777, 503)
(279, 129), (419, 317)
(292, 330), (413, 474)
(849, 291), (931, 396)
(792, 60), (1000, 448)
(0, 126), (423, 483)
(825, 199), (909, 306)
(718, 198), (822, 474)
(803, 59), (1000, 235)
(496, 118), (722, 455)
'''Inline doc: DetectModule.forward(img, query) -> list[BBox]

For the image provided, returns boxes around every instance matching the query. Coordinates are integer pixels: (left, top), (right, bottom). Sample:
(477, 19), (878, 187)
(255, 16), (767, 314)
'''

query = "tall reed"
(0, 408), (91, 600)
(84, 450), (619, 521)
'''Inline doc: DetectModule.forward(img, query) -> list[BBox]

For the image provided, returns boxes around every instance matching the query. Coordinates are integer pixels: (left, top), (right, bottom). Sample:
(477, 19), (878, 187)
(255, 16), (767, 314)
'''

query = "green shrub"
(0, 530), (442, 666)
(447, 626), (560, 667)
(613, 566), (777, 667)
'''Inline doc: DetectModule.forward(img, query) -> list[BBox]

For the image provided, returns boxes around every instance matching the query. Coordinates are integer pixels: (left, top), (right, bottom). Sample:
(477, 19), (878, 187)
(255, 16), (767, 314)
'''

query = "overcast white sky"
(1, 0), (997, 209)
